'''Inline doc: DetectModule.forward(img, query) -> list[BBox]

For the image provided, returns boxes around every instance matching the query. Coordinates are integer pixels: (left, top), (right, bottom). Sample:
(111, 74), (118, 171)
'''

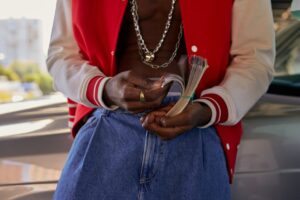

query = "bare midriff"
(116, 0), (187, 79)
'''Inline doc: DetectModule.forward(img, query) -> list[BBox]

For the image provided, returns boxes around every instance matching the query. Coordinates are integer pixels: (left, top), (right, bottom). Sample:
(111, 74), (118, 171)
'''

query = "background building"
(0, 18), (45, 71)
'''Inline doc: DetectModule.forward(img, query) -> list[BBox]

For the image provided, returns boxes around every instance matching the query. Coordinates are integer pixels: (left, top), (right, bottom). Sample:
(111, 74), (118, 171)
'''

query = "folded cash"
(164, 55), (208, 117)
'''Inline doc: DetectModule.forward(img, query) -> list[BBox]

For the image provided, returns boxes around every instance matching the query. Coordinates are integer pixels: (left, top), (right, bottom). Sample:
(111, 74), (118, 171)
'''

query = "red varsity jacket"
(47, 0), (275, 183)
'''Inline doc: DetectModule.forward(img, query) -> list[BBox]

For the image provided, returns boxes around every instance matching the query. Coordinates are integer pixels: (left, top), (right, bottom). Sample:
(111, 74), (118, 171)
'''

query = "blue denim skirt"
(54, 96), (230, 200)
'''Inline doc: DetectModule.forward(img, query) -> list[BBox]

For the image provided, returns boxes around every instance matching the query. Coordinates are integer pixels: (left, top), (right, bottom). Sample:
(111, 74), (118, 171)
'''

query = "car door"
(231, 10), (300, 200)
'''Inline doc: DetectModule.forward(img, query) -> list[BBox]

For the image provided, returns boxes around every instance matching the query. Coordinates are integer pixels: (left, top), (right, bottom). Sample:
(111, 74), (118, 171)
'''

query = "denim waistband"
(93, 94), (182, 118)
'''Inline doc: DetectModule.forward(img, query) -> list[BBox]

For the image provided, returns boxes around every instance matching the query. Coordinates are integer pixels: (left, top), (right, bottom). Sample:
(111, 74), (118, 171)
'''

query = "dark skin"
(103, 0), (212, 140)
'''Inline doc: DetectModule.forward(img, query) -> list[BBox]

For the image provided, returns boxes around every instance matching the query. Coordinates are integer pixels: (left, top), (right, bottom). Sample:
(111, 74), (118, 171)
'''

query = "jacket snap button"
(191, 45), (198, 53)
(226, 143), (230, 150)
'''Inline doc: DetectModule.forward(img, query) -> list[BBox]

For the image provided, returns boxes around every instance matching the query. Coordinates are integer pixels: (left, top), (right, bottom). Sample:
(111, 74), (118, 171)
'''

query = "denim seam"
(71, 116), (104, 198)
(139, 136), (164, 184)
(139, 131), (150, 184)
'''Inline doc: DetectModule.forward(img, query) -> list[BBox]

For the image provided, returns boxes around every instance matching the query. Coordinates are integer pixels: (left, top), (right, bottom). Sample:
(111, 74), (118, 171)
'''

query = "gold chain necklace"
(130, 0), (183, 69)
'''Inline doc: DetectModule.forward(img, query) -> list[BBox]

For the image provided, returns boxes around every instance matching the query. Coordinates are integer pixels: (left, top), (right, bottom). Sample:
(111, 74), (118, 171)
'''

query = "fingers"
(139, 104), (174, 124)
(115, 71), (175, 112)
(141, 111), (166, 124)
(156, 103), (175, 112)
(143, 86), (169, 102)
(159, 113), (193, 128)
(122, 71), (152, 90)
(119, 93), (164, 112)
(143, 111), (192, 129)
(140, 112), (155, 125)
(140, 104), (191, 128)
(140, 109), (191, 140)
(121, 84), (142, 101)
(159, 103), (203, 127)
(118, 84), (169, 112)
(109, 71), (173, 112)
(121, 77), (168, 101)
(128, 76), (151, 90)
(139, 103), (202, 140)
(122, 99), (162, 111)
(122, 85), (168, 102)
(142, 120), (191, 140)
(121, 71), (168, 91)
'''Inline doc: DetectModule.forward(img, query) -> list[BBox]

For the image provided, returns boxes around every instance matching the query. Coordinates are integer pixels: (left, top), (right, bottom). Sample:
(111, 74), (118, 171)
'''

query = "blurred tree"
(0, 65), (6, 76)
(38, 73), (54, 95)
(5, 68), (21, 81)
(23, 73), (41, 84)
(0, 64), (20, 81)
(8, 61), (54, 95)
(9, 61), (40, 81)
(23, 72), (54, 95)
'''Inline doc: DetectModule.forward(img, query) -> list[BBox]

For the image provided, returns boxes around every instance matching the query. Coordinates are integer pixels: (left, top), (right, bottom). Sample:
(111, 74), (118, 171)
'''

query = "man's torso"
(116, 0), (187, 79)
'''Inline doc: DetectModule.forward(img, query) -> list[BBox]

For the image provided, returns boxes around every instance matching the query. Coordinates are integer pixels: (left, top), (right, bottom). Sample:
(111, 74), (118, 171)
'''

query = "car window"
(275, 22), (300, 76)
(274, 6), (300, 76)
(269, 5), (300, 97)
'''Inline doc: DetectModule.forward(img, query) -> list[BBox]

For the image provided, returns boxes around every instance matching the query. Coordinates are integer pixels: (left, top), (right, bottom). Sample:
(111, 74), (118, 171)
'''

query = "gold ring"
(139, 90), (146, 102)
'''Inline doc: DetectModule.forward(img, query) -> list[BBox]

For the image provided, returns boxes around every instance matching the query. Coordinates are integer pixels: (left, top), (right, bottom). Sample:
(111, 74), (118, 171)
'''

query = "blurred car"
(0, 77), (27, 103)
(0, 1), (299, 199)
(0, 77), (43, 104)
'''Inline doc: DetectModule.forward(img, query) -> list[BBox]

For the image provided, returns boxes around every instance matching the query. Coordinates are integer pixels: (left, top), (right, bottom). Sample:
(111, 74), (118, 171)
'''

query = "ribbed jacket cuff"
(67, 98), (77, 128)
(86, 76), (119, 110)
(193, 92), (229, 128)
(201, 93), (229, 124)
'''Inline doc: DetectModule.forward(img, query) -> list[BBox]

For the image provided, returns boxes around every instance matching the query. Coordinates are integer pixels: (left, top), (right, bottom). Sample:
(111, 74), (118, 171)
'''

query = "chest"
(129, 0), (182, 21)
(72, 0), (234, 80)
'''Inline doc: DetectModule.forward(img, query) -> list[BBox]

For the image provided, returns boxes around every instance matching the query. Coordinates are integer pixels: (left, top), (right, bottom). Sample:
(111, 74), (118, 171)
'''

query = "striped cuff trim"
(86, 76), (119, 110)
(201, 96), (221, 123)
(68, 115), (75, 120)
(68, 121), (74, 129)
(201, 86), (238, 125)
(67, 104), (77, 108)
(87, 76), (105, 107)
(201, 93), (229, 123)
(68, 107), (76, 115)
(67, 98), (77, 104)
(80, 73), (102, 108)
(93, 77), (103, 106)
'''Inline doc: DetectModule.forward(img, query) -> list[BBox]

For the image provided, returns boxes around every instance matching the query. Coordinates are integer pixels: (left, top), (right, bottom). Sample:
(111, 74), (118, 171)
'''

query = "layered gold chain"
(130, 0), (183, 69)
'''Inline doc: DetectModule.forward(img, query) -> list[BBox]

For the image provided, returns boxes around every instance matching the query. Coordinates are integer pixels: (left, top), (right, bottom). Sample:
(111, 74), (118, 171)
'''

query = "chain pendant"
(144, 52), (155, 63)
(131, 0), (182, 69)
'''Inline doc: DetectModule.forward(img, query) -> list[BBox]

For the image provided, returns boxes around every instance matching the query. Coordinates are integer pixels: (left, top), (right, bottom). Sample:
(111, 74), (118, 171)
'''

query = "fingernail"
(140, 116), (144, 122)
(160, 118), (166, 127)
(155, 117), (161, 124)
(142, 120), (148, 127)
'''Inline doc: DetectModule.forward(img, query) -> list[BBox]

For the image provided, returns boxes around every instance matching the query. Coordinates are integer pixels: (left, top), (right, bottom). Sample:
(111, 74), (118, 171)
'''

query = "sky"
(0, 0), (57, 53)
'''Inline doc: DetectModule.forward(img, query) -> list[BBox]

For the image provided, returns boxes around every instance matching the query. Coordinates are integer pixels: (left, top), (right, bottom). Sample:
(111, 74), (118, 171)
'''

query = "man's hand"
(103, 70), (169, 113)
(140, 102), (212, 140)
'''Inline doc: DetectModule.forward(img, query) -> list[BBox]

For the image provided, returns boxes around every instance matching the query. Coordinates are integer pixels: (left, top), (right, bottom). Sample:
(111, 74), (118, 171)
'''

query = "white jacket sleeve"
(194, 0), (276, 126)
(46, 0), (115, 109)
